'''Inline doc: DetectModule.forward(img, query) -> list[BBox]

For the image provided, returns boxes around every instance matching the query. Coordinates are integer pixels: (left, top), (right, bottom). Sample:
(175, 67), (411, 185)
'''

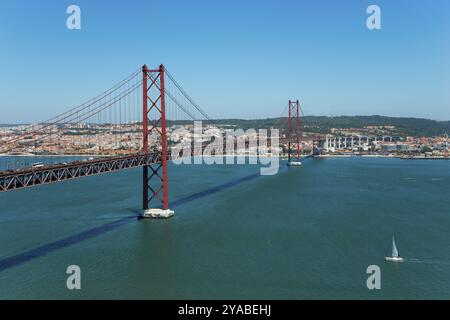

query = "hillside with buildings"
(206, 115), (450, 137)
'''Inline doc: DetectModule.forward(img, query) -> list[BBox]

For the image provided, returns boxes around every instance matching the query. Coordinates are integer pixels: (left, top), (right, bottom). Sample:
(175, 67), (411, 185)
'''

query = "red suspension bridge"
(0, 64), (308, 214)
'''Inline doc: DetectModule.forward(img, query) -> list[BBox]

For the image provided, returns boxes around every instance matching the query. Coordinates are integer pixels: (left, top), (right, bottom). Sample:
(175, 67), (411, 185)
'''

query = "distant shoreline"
(316, 154), (396, 158)
(315, 154), (450, 160)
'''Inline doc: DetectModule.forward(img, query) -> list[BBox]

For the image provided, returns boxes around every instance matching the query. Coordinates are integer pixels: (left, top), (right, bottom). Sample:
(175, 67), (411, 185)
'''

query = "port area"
(315, 153), (450, 160)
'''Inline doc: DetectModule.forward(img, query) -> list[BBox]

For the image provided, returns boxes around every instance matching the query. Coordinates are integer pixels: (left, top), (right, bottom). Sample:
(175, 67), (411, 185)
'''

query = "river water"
(0, 157), (449, 299)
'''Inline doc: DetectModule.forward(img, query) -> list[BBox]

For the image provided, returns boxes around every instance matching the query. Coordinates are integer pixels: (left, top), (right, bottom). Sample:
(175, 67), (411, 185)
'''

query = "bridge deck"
(0, 153), (162, 192)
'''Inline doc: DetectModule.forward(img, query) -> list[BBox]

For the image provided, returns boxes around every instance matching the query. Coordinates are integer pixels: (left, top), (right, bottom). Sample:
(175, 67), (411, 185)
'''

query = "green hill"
(203, 115), (450, 137)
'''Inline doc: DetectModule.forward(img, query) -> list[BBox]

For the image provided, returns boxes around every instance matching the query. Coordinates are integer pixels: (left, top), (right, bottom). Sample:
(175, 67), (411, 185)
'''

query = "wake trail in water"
(405, 258), (450, 265)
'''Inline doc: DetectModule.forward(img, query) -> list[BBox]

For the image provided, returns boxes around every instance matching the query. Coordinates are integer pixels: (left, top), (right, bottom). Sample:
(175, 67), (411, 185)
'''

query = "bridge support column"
(287, 100), (302, 166)
(141, 64), (173, 218)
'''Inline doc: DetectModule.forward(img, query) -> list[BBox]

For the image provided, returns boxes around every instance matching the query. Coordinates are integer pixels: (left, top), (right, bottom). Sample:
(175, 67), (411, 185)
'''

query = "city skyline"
(1, 0), (450, 123)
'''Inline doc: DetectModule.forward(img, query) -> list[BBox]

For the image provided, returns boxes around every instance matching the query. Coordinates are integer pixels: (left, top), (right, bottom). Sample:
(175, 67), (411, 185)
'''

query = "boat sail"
(385, 236), (404, 262)
(391, 237), (399, 258)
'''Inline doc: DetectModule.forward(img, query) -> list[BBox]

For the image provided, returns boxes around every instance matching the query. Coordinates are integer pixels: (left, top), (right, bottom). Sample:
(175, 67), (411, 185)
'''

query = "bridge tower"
(445, 132), (449, 158)
(142, 64), (173, 218)
(287, 99), (302, 166)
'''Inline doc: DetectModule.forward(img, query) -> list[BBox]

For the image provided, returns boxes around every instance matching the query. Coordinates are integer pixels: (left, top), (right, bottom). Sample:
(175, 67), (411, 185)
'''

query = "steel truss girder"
(0, 153), (162, 192)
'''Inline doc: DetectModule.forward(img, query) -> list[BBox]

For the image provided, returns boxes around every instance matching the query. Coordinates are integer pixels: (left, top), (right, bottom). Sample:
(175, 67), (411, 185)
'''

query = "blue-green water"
(0, 157), (450, 299)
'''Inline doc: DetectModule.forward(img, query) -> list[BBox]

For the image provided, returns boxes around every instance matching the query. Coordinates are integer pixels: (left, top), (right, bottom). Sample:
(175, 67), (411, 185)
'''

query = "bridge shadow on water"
(0, 166), (290, 273)
(0, 157), (311, 273)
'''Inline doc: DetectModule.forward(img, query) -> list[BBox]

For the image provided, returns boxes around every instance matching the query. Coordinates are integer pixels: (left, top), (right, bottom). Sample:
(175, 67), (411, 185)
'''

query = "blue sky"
(0, 0), (449, 122)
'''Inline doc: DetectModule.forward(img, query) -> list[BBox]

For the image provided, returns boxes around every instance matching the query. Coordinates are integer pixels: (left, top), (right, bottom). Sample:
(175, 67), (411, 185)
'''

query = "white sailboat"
(384, 236), (404, 262)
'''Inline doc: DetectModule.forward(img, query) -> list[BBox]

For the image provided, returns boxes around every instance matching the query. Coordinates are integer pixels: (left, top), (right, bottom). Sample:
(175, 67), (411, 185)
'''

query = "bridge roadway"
(0, 153), (162, 192)
(0, 147), (316, 192)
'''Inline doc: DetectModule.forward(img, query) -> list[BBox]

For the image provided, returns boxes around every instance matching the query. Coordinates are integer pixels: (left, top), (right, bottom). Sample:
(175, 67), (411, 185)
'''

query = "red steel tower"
(142, 64), (169, 211)
(287, 99), (301, 163)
